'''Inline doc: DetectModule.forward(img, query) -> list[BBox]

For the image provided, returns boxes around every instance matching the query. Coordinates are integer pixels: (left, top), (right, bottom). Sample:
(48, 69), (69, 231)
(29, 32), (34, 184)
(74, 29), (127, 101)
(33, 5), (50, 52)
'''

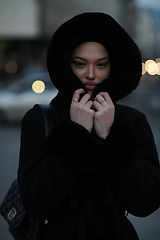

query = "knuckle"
(85, 93), (91, 99)
(104, 92), (109, 98)
(96, 111), (101, 117)
(111, 105), (115, 111)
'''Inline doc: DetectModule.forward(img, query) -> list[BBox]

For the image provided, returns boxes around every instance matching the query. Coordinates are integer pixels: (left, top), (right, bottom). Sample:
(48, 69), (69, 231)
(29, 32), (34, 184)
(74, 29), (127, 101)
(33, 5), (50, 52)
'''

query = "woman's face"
(70, 41), (111, 96)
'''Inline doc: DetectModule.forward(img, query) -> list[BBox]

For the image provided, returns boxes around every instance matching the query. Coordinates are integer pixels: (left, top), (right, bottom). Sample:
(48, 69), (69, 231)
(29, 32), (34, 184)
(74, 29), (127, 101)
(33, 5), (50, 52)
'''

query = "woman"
(18, 12), (160, 240)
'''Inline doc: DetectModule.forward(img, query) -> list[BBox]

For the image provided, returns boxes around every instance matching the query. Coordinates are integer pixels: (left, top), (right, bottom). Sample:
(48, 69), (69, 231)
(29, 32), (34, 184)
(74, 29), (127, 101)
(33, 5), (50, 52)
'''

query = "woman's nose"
(86, 65), (95, 80)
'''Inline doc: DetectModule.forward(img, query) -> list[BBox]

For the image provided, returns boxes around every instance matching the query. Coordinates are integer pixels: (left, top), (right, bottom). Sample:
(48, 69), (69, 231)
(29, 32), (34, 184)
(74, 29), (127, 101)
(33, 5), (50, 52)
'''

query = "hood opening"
(47, 12), (142, 103)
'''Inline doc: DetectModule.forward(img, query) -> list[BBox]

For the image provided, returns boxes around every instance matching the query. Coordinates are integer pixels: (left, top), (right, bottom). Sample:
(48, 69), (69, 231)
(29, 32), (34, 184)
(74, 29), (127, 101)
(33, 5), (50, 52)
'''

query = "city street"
(0, 84), (160, 240)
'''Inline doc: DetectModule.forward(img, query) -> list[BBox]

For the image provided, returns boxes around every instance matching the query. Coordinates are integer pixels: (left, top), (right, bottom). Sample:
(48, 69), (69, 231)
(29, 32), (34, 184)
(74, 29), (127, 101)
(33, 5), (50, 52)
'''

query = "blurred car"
(0, 71), (58, 123)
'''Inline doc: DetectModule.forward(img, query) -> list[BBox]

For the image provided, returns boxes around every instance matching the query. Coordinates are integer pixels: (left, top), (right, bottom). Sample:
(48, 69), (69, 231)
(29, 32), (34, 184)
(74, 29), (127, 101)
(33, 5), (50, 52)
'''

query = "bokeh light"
(145, 60), (159, 75)
(142, 63), (146, 75)
(157, 63), (160, 75)
(145, 60), (155, 71)
(5, 61), (18, 74)
(32, 80), (45, 93)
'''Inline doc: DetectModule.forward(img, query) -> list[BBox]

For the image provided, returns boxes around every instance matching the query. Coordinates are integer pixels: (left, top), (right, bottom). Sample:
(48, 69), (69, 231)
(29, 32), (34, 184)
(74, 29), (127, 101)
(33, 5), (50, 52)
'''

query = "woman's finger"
(99, 92), (113, 105)
(85, 100), (93, 109)
(79, 93), (91, 105)
(71, 89), (85, 104)
(95, 94), (107, 106)
(93, 100), (102, 111)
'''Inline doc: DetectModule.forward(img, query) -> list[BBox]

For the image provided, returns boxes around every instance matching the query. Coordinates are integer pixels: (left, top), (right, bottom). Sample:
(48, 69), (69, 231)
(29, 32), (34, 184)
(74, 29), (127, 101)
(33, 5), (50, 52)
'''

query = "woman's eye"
(97, 63), (108, 68)
(74, 62), (85, 68)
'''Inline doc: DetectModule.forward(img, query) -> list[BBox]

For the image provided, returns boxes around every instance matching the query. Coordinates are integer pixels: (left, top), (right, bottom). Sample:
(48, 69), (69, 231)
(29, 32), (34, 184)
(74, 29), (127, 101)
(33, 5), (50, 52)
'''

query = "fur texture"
(47, 12), (142, 103)
(46, 118), (137, 173)
(46, 120), (97, 172)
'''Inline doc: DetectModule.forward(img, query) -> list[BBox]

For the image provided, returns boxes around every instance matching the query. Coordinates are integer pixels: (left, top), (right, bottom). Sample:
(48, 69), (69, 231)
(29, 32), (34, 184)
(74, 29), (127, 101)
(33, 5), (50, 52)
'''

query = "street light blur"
(5, 61), (18, 74)
(32, 80), (45, 93)
(142, 59), (160, 76)
(142, 62), (146, 75)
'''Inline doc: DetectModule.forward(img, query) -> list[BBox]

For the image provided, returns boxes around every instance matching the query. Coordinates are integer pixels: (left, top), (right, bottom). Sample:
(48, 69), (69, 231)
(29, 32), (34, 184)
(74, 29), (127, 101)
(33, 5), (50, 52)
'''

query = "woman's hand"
(93, 92), (115, 139)
(70, 89), (95, 132)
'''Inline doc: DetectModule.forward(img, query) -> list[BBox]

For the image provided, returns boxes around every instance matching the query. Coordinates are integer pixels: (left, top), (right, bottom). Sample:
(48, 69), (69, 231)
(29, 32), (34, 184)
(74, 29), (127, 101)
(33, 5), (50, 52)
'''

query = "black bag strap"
(36, 103), (58, 137)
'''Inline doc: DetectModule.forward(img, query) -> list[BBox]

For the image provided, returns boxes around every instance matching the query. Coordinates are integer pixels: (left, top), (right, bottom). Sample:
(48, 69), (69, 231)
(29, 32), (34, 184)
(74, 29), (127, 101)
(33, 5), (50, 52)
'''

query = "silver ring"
(73, 98), (78, 102)
(100, 98), (105, 103)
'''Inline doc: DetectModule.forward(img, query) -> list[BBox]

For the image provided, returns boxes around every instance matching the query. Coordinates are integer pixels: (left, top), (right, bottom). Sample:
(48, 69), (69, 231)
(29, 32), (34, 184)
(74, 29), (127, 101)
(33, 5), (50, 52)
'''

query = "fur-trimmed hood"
(47, 12), (142, 103)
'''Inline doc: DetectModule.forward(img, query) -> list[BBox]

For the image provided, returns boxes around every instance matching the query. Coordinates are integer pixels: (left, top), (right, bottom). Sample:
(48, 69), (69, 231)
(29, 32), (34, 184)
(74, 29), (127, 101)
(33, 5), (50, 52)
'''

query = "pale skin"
(70, 42), (115, 139)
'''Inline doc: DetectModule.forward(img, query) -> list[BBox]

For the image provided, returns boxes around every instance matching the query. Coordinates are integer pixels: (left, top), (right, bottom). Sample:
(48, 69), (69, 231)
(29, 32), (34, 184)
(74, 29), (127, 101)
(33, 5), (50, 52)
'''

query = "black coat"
(18, 93), (160, 240)
(18, 12), (160, 240)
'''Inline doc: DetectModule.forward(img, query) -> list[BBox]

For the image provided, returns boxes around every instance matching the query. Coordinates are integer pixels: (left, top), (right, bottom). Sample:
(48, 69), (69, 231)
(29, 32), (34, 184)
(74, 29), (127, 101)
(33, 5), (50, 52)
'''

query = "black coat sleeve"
(46, 120), (97, 172)
(96, 108), (160, 217)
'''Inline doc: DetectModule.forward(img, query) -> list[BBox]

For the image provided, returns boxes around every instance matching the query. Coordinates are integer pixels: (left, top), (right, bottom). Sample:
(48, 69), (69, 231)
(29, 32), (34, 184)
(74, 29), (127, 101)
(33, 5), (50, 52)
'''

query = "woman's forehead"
(71, 42), (109, 58)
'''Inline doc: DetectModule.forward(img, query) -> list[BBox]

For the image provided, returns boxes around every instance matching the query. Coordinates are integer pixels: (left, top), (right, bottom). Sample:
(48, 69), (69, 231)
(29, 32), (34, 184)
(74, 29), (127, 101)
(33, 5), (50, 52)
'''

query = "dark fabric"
(18, 94), (160, 240)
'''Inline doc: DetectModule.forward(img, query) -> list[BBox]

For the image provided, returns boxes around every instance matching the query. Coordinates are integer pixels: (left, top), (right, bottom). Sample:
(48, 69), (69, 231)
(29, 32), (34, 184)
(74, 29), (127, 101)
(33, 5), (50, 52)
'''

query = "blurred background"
(0, 0), (160, 239)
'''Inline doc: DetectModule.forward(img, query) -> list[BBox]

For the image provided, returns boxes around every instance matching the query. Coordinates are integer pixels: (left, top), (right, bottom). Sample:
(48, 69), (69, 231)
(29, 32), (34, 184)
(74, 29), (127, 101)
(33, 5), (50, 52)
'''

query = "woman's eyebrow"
(73, 57), (109, 61)
(98, 57), (109, 61)
(73, 57), (86, 61)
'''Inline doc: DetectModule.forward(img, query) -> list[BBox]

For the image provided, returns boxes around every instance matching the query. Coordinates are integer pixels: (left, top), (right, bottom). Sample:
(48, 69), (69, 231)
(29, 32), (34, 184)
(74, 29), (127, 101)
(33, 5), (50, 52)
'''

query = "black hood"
(47, 12), (142, 103)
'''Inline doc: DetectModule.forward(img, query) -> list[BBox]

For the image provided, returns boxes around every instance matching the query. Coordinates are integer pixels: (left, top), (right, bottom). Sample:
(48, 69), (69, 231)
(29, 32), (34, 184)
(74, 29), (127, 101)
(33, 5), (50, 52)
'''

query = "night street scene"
(0, 0), (160, 240)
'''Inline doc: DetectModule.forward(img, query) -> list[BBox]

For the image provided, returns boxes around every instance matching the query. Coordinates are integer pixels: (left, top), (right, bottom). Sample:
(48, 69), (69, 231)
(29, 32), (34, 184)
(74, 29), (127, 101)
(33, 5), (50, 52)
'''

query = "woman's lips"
(84, 82), (97, 90)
